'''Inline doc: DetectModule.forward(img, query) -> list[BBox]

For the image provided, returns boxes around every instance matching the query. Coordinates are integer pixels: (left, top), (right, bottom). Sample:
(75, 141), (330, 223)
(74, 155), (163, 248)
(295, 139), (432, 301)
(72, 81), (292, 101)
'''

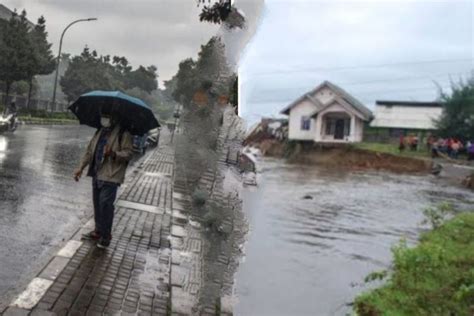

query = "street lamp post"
(51, 18), (98, 112)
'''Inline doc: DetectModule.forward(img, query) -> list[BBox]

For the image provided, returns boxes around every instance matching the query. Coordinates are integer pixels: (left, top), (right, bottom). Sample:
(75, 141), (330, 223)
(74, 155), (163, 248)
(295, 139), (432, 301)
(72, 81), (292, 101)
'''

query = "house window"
(301, 116), (311, 130)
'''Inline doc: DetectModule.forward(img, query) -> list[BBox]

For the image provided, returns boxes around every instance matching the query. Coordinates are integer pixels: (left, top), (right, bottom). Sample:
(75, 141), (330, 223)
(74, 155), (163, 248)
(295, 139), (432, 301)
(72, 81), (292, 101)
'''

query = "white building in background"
(370, 101), (443, 133)
(280, 81), (373, 143)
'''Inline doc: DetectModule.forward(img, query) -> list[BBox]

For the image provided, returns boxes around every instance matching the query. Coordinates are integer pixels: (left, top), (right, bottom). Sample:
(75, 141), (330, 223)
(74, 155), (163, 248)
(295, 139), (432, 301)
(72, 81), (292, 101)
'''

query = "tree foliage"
(436, 76), (474, 141)
(26, 15), (55, 105)
(167, 36), (231, 108)
(198, 0), (231, 25)
(0, 10), (55, 105)
(29, 16), (55, 78)
(197, 0), (245, 29)
(60, 47), (158, 102)
(0, 10), (36, 103)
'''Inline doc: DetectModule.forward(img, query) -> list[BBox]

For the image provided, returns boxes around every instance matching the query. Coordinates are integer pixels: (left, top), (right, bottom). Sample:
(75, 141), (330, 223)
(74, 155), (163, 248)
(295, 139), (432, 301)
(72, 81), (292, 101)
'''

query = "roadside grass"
(354, 211), (474, 316)
(354, 142), (431, 159)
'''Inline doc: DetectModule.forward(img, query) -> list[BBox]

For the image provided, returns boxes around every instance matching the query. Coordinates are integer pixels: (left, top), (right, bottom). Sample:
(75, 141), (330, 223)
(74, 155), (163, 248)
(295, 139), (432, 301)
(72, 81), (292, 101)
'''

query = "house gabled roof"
(280, 80), (372, 120)
(310, 95), (367, 120)
(322, 81), (372, 120)
(280, 92), (323, 115)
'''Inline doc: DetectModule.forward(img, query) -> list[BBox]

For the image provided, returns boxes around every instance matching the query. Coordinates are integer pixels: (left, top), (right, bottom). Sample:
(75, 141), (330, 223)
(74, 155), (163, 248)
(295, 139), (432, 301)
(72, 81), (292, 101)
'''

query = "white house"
(370, 101), (443, 133)
(280, 81), (372, 143)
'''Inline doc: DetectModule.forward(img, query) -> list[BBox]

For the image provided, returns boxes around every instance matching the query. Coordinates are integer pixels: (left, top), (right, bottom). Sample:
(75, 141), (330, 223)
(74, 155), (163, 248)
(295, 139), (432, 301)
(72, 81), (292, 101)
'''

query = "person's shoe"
(96, 237), (111, 249)
(81, 230), (100, 241)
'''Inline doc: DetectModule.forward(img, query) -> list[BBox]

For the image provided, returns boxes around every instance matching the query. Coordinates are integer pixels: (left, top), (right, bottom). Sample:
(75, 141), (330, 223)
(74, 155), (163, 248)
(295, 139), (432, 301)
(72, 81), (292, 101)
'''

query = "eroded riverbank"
(234, 158), (474, 316)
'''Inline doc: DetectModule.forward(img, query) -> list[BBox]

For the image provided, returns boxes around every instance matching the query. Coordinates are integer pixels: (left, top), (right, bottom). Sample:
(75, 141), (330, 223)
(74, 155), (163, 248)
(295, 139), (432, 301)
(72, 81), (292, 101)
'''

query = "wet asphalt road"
(234, 158), (474, 316)
(0, 125), (95, 308)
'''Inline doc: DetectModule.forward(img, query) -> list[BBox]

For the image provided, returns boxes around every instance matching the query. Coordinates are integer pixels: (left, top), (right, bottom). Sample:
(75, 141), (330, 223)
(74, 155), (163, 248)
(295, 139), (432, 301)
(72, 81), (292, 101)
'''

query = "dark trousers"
(92, 179), (118, 239)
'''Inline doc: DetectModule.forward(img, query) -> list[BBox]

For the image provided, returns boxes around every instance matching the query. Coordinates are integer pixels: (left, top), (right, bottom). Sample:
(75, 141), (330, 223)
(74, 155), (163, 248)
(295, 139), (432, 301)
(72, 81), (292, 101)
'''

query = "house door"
(335, 119), (345, 139)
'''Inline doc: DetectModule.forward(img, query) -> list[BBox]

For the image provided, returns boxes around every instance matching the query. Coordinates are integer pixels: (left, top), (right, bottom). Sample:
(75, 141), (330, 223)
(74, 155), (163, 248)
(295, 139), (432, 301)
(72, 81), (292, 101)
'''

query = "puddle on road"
(234, 158), (474, 316)
(0, 125), (94, 308)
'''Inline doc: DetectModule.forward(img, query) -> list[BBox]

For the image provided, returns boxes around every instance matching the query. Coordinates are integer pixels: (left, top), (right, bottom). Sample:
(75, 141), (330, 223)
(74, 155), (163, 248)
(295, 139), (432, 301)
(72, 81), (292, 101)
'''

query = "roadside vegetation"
(355, 204), (474, 315)
(354, 142), (431, 159)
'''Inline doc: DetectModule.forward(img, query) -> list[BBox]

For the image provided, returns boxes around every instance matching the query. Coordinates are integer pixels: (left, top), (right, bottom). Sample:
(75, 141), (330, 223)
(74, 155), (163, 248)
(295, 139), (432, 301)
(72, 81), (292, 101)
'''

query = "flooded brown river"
(234, 158), (474, 316)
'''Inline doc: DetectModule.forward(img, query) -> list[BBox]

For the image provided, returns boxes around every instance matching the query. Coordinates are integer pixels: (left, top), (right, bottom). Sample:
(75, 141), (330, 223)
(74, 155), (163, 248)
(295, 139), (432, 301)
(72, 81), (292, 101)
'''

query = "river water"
(234, 158), (474, 316)
(0, 125), (94, 309)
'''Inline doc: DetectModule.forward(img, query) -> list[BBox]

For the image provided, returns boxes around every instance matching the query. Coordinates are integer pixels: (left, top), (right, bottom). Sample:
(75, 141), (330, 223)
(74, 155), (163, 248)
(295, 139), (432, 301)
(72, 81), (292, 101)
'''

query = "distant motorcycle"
(0, 113), (18, 133)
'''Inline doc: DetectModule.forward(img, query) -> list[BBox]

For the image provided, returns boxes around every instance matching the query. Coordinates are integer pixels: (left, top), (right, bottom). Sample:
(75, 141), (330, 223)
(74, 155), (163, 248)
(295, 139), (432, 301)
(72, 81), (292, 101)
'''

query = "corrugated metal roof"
(370, 103), (443, 130)
(376, 100), (442, 107)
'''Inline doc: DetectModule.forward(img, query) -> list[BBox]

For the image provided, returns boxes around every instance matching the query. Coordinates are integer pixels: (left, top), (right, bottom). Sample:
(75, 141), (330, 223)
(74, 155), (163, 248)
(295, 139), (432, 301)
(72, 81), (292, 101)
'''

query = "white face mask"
(101, 117), (111, 128)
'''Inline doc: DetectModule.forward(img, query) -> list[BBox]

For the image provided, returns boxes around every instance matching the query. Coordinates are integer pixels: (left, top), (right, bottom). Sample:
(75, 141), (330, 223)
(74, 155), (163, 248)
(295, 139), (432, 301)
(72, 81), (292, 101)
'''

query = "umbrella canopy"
(69, 90), (160, 136)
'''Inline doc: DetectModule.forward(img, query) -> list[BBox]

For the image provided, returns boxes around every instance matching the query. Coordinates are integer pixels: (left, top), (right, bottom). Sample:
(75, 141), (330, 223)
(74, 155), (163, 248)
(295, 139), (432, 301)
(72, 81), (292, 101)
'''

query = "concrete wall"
(288, 99), (317, 140)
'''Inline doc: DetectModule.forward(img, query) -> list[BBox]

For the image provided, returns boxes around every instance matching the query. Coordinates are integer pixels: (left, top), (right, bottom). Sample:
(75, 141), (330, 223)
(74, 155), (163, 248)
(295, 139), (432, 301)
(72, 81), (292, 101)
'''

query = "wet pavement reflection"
(0, 125), (94, 307)
(234, 158), (474, 316)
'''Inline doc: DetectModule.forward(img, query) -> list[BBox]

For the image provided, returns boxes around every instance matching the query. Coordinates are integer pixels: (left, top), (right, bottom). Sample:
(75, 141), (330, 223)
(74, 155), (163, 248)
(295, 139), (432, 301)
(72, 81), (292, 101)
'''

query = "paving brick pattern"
(171, 107), (247, 315)
(29, 141), (175, 316)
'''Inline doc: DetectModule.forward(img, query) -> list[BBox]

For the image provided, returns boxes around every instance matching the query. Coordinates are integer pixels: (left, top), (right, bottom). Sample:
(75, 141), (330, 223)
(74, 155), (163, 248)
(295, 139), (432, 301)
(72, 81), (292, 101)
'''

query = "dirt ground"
(252, 140), (433, 174)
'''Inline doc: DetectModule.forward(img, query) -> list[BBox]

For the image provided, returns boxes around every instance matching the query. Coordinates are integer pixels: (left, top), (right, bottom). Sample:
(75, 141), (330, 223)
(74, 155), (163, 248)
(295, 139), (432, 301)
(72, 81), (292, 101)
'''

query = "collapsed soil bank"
(253, 139), (433, 174)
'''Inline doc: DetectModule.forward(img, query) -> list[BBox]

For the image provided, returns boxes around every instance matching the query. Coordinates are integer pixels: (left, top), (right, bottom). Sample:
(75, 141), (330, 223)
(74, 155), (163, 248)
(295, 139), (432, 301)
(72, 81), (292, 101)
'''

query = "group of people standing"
(428, 136), (474, 160)
(398, 134), (420, 151)
(399, 134), (474, 161)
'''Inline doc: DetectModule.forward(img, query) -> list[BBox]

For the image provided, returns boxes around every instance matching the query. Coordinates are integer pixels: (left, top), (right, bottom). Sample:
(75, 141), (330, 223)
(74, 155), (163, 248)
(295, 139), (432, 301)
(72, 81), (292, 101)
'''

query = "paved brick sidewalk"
(2, 141), (175, 316)
(170, 107), (246, 315)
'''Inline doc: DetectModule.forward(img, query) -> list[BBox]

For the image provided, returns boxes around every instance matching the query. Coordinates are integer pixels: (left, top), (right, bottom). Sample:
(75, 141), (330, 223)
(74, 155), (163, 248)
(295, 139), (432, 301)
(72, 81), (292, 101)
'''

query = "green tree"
(198, 0), (231, 25)
(0, 10), (36, 105)
(60, 47), (117, 102)
(126, 65), (158, 93)
(172, 58), (198, 106)
(27, 15), (55, 107)
(171, 36), (231, 108)
(60, 47), (160, 103)
(436, 76), (474, 141)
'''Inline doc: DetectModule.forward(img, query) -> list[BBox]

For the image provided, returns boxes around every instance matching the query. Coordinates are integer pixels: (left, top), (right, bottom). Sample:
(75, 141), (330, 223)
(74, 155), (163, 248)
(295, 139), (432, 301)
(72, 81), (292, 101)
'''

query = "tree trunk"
(27, 77), (33, 111)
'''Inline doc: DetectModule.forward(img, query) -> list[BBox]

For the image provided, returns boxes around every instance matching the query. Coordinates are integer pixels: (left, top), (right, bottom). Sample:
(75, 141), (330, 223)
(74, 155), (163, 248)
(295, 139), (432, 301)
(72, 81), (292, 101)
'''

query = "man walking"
(73, 110), (133, 248)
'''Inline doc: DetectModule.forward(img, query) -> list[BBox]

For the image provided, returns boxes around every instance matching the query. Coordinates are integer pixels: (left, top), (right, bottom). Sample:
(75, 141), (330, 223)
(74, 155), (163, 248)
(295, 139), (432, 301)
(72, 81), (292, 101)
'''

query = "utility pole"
(51, 18), (97, 112)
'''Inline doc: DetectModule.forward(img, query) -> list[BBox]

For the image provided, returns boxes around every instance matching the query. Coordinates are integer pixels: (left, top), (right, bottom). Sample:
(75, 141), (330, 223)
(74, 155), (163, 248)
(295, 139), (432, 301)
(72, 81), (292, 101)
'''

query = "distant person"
(410, 135), (418, 151)
(5, 101), (17, 129)
(398, 135), (405, 152)
(73, 110), (133, 248)
(431, 140), (440, 158)
(467, 141), (474, 161)
(427, 135), (435, 151)
(5, 101), (17, 115)
(450, 139), (461, 159)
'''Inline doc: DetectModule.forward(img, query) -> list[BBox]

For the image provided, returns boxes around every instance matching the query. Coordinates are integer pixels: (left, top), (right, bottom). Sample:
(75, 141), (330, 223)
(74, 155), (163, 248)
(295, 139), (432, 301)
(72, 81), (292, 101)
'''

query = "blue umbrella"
(69, 90), (160, 136)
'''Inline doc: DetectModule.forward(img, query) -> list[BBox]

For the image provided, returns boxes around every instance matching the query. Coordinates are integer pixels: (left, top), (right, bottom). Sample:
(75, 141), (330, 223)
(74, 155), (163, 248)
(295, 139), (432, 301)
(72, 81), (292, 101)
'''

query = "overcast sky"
(3, 0), (220, 86)
(239, 0), (474, 125)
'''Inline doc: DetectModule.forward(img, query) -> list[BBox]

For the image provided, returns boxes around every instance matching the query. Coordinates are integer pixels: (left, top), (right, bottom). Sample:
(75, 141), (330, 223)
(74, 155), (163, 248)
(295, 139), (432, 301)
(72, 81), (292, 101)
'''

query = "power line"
(350, 84), (453, 96)
(248, 58), (474, 76)
(247, 74), (462, 97)
(336, 71), (471, 86)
